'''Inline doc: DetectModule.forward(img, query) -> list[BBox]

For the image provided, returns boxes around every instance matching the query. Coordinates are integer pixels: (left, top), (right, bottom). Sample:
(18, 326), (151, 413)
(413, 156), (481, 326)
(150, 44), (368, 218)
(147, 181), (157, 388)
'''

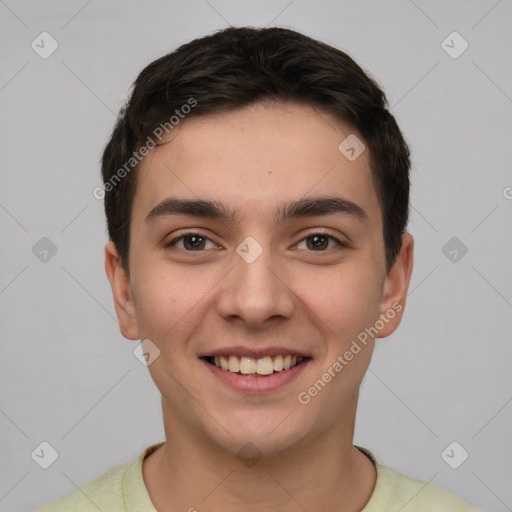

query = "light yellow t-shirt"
(36, 443), (484, 511)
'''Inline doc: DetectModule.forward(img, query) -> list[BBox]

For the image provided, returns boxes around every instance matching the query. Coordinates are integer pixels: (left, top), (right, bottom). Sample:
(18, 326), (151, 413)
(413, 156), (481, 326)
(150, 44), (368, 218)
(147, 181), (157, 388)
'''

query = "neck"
(142, 400), (376, 512)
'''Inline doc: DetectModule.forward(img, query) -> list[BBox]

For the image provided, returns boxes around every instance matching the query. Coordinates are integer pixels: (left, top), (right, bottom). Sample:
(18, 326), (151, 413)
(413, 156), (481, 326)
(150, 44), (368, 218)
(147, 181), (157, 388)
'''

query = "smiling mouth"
(203, 354), (309, 377)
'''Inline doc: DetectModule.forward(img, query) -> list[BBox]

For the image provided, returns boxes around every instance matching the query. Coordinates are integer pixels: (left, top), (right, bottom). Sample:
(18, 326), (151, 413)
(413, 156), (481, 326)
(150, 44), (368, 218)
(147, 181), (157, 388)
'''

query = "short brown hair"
(101, 26), (411, 272)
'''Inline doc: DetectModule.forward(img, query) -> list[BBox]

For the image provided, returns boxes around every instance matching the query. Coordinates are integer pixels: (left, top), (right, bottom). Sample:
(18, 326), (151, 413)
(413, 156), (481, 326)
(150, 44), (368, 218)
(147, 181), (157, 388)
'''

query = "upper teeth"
(212, 355), (304, 375)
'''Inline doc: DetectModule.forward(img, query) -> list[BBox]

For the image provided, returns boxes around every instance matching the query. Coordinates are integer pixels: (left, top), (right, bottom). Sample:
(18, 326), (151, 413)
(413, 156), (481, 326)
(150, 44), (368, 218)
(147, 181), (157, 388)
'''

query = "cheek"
(133, 263), (221, 352)
(298, 265), (382, 340)
(133, 269), (191, 339)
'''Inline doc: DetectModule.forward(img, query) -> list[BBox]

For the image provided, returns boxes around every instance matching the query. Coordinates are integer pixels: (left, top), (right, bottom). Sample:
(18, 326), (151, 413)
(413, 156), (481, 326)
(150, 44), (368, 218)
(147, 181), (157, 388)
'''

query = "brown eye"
(296, 233), (345, 251)
(182, 235), (206, 250)
(307, 234), (329, 250)
(165, 233), (216, 251)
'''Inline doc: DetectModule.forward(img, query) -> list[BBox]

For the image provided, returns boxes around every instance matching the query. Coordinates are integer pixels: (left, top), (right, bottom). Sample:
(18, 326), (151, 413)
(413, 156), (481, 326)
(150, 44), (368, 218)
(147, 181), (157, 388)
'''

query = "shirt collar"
(124, 442), (391, 511)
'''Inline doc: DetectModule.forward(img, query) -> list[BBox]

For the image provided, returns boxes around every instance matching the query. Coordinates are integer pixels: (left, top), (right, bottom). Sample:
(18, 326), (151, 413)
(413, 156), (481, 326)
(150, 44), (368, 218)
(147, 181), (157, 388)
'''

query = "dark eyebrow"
(146, 198), (238, 225)
(145, 196), (368, 225)
(276, 196), (368, 224)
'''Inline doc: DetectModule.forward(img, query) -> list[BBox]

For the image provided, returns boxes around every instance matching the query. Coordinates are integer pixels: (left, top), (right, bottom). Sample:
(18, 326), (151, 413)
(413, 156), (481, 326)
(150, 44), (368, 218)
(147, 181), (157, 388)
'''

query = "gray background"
(1, 1), (511, 511)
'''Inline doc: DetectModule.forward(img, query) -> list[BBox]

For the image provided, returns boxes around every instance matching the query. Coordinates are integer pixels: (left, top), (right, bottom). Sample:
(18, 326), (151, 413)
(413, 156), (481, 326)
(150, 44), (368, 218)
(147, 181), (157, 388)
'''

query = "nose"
(215, 243), (295, 329)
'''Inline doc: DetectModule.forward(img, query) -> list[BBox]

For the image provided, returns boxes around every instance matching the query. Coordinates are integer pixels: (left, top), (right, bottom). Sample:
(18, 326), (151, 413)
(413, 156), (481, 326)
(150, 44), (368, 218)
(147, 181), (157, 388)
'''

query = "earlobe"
(377, 233), (414, 338)
(104, 241), (140, 340)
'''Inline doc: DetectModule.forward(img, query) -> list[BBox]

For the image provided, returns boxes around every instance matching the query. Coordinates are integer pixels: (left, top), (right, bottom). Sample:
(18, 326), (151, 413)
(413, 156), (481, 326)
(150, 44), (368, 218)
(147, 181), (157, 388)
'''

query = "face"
(106, 101), (413, 457)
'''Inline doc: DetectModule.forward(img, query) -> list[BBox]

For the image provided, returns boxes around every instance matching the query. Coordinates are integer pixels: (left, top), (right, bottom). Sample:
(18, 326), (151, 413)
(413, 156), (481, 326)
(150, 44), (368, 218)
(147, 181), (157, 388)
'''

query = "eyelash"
(164, 231), (347, 252)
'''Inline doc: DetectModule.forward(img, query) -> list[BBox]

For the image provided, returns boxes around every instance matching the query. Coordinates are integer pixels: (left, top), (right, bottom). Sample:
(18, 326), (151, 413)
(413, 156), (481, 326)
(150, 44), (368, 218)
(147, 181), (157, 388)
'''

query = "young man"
(37, 26), (484, 511)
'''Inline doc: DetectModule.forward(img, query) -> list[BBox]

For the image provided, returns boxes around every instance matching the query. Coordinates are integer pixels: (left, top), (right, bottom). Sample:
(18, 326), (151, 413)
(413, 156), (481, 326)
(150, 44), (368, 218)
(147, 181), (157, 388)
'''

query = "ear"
(376, 233), (414, 338)
(104, 241), (140, 340)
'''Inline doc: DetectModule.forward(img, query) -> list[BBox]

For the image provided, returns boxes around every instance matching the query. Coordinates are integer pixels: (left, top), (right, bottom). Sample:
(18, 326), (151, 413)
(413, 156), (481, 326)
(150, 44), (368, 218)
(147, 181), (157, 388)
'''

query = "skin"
(105, 100), (414, 512)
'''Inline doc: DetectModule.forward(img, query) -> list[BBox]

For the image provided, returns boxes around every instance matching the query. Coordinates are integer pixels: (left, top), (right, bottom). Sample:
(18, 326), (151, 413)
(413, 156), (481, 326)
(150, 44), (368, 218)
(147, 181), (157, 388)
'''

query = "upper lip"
(199, 346), (312, 359)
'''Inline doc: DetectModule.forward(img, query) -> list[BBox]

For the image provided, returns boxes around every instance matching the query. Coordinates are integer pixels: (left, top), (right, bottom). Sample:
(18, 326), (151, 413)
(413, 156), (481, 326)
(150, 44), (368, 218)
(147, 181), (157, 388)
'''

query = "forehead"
(133, 101), (381, 228)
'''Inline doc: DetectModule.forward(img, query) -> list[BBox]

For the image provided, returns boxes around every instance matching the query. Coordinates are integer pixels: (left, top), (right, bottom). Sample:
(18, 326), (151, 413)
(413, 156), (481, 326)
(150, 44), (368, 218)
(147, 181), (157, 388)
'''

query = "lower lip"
(202, 358), (310, 393)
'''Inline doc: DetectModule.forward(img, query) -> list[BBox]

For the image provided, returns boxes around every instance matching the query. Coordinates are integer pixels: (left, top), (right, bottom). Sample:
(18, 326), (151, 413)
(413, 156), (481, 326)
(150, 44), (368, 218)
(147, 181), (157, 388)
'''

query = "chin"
(202, 410), (313, 461)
